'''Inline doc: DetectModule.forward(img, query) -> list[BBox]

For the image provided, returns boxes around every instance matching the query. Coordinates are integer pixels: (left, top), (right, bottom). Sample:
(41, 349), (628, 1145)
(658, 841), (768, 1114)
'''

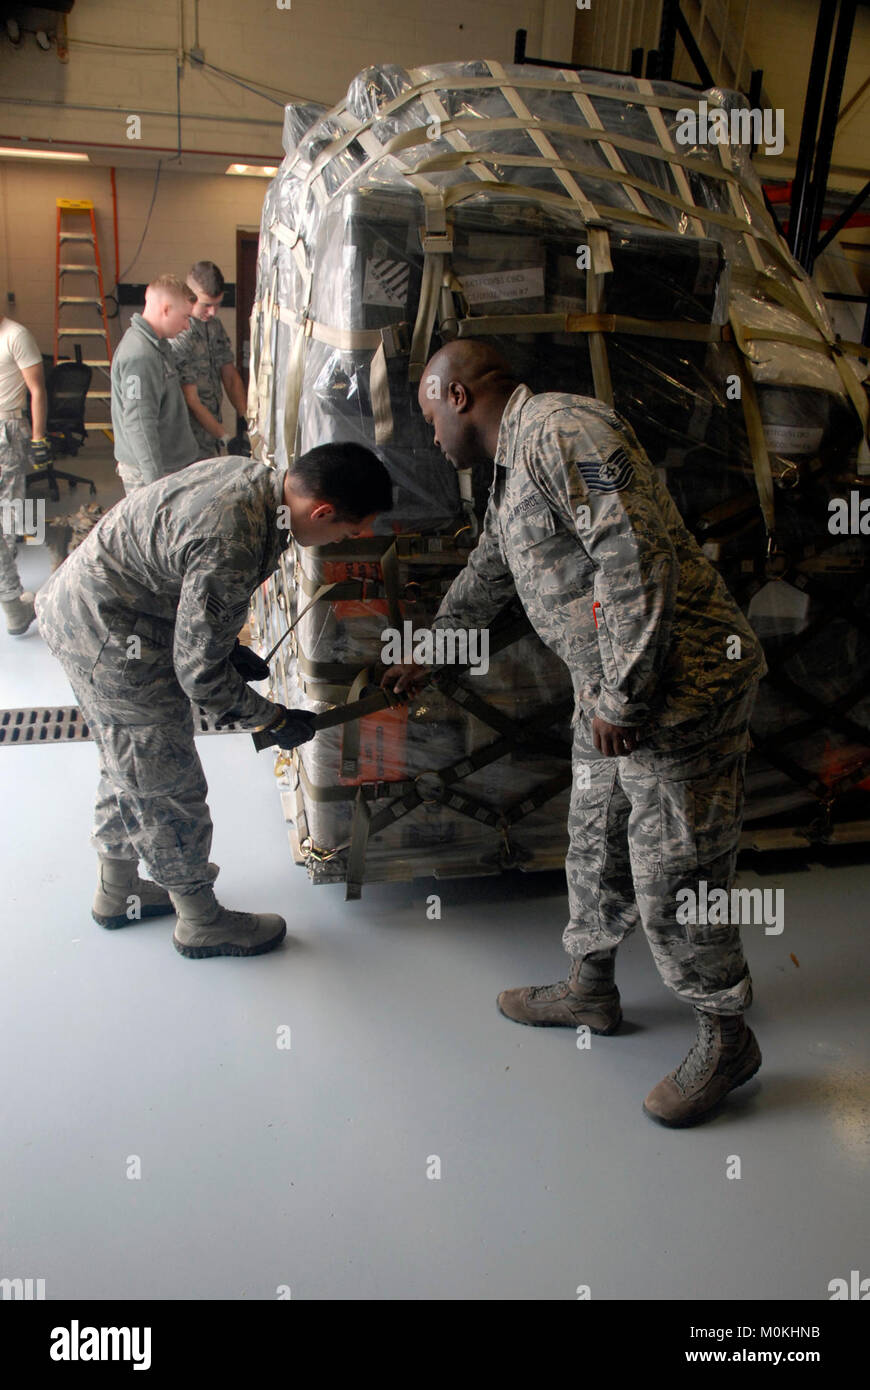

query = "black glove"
(230, 639), (270, 683)
(257, 706), (317, 751)
(229, 421), (251, 457)
(30, 437), (53, 467)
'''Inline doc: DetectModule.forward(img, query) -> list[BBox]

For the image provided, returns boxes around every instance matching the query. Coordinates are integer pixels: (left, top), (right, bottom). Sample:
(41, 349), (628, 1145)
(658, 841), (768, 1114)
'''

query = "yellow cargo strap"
(340, 666), (374, 777)
(485, 59), (612, 403)
(369, 340), (393, 444)
(728, 311), (776, 536)
(256, 264), (280, 463)
(298, 72), (802, 297)
(381, 113), (765, 197)
(485, 61), (612, 272)
(246, 299), (264, 457)
(272, 66), (868, 577)
(296, 757), (417, 804)
(302, 318), (403, 445)
(379, 539), (403, 630)
(407, 194), (452, 383)
(303, 72), (715, 187)
(401, 147), (779, 258)
(713, 130), (767, 276)
(417, 86), (498, 187)
(730, 265), (831, 333)
(399, 152), (798, 281)
(736, 326), (870, 446)
(304, 320), (381, 350)
(306, 108), (786, 248)
(635, 78), (706, 241)
(559, 72), (656, 222)
(261, 224), (315, 464)
(262, 580), (338, 664)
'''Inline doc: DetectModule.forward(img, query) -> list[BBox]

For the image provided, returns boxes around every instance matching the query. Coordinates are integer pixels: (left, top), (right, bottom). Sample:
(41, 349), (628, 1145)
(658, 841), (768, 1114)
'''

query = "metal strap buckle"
(380, 322), (410, 357)
(420, 232), (454, 254)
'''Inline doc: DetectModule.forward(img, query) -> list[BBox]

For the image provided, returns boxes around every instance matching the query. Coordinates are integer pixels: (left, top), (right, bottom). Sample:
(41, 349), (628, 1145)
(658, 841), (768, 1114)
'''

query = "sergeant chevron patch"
(578, 447), (634, 493)
(204, 592), (249, 626)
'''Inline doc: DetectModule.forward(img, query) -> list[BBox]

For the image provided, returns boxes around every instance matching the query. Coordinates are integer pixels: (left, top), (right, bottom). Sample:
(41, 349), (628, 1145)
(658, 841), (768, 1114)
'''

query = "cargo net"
(248, 59), (870, 894)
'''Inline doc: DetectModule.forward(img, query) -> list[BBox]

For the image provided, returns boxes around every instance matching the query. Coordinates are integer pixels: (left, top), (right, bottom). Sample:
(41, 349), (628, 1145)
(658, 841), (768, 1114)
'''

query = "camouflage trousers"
(563, 684), (758, 1015)
(0, 418), (29, 601)
(188, 408), (221, 460)
(52, 645), (218, 894)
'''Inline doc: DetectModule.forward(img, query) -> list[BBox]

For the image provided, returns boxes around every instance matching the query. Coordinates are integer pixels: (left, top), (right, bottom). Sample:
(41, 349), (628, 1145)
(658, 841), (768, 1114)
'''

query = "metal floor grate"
(0, 707), (244, 747)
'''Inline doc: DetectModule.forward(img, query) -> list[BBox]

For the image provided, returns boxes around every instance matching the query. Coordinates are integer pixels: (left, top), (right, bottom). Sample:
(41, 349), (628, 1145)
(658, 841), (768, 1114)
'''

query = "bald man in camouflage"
(383, 340), (767, 1127)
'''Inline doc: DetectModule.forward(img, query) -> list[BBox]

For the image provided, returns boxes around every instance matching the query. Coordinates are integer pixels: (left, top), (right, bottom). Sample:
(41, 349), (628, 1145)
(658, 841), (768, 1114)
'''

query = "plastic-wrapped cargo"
(248, 59), (870, 892)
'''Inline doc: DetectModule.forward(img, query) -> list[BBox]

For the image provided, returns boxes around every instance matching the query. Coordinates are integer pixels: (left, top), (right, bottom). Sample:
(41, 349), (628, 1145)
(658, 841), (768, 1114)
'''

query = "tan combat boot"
(92, 855), (175, 929)
(170, 886), (286, 959)
(2, 591), (36, 635)
(643, 1009), (762, 1127)
(497, 953), (622, 1033)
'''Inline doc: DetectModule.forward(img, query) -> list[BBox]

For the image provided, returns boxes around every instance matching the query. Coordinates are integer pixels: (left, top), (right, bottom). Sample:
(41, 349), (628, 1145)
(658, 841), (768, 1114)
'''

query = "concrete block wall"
(0, 0), (582, 354)
(0, 0), (564, 157)
(0, 162), (266, 355)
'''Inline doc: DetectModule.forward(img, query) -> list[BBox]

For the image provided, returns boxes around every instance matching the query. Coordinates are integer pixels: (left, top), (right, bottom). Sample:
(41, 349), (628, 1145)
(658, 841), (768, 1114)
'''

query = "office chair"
(27, 360), (97, 501)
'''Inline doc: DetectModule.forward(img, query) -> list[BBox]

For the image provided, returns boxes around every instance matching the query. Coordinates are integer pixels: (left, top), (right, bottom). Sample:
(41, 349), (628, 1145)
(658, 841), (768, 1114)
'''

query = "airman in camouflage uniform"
(0, 416), (31, 607)
(170, 315), (236, 457)
(384, 340), (768, 1125)
(169, 261), (249, 459)
(1, 312), (51, 635)
(35, 447), (391, 958)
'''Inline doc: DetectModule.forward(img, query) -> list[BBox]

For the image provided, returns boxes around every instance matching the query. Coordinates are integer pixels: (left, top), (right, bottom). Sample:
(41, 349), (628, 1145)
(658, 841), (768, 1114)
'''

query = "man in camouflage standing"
(383, 340), (767, 1127)
(0, 310), (52, 636)
(169, 261), (250, 460)
(36, 444), (393, 959)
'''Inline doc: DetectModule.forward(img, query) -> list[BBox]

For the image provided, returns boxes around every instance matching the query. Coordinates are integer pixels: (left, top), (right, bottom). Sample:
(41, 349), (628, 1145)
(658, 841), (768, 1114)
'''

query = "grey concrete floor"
(1, 437), (868, 1301)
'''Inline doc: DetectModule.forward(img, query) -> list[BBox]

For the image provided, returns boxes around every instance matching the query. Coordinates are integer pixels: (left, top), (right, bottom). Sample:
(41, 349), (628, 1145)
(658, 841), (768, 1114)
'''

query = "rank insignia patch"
(204, 592), (249, 626)
(578, 447), (634, 493)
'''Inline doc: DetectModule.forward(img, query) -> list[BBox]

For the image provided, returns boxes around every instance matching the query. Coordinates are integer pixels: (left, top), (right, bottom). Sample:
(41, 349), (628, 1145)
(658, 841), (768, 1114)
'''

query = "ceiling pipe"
(0, 97), (278, 129)
(0, 135), (282, 163)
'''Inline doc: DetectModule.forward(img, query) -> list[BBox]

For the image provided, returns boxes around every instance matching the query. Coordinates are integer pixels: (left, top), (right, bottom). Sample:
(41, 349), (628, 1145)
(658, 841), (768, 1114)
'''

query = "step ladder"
(54, 198), (113, 434)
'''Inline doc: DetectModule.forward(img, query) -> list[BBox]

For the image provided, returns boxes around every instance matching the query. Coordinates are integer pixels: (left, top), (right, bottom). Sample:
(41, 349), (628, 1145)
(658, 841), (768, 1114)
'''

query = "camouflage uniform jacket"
(169, 316), (235, 454)
(36, 457), (290, 729)
(431, 385), (767, 729)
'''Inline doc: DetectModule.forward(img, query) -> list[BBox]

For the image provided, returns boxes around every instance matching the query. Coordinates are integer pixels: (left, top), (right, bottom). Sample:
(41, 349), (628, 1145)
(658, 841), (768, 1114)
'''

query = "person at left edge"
(35, 444), (393, 959)
(0, 311), (50, 635)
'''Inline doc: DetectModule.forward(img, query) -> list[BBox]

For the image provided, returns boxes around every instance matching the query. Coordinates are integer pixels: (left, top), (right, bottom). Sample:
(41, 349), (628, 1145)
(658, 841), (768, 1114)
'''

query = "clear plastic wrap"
(249, 60), (870, 885)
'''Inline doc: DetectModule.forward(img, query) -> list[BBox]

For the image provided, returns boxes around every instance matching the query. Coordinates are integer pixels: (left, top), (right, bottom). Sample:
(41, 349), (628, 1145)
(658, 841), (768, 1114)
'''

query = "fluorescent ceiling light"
(226, 163), (278, 177)
(0, 147), (89, 162)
